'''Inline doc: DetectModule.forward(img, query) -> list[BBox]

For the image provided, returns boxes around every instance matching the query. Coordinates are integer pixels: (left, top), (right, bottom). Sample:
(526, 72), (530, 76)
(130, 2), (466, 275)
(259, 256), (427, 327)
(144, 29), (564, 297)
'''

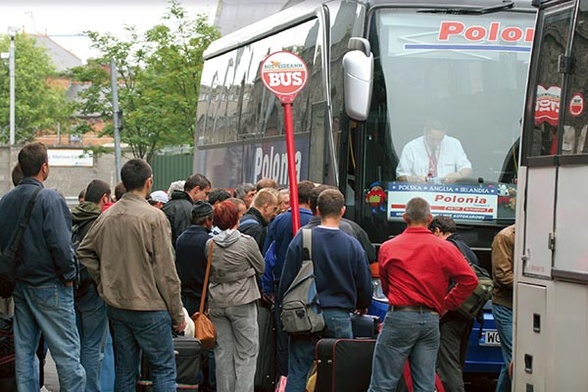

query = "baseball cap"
(150, 190), (169, 204)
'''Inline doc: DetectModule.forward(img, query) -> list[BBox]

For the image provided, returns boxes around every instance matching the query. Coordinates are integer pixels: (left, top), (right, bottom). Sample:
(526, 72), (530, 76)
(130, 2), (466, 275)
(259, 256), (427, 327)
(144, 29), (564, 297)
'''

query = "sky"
(0, 0), (219, 62)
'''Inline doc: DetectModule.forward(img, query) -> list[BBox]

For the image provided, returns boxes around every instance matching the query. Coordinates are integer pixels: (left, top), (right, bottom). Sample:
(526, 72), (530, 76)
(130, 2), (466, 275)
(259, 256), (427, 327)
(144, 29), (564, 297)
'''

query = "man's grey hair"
(234, 182), (255, 199)
(405, 197), (431, 223)
(167, 180), (185, 195)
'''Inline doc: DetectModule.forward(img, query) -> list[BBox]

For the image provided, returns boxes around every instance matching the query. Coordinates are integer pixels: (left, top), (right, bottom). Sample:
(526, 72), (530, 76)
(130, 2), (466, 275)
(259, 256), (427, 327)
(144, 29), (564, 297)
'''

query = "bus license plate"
(479, 330), (501, 347)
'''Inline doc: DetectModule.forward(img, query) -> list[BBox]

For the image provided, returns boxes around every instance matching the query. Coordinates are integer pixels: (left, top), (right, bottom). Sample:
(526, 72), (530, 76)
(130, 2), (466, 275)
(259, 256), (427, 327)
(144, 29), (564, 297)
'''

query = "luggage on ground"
(350, 314), (379, 339)
(0, 316), (16, 392)
(315, 338), (445, 392)
(137, 334), (201, 391)
(254, 301), (276, 392)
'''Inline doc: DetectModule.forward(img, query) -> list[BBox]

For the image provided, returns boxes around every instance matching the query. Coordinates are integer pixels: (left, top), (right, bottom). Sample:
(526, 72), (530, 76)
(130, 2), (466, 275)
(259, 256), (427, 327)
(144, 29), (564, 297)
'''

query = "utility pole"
(8, 27), (16, 146)
(110, 59), (122, 182)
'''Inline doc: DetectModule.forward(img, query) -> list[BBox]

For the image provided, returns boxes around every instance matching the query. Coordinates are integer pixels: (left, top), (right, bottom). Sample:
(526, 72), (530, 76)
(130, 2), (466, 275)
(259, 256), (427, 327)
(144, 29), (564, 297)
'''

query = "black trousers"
(436, 313), (473, 392)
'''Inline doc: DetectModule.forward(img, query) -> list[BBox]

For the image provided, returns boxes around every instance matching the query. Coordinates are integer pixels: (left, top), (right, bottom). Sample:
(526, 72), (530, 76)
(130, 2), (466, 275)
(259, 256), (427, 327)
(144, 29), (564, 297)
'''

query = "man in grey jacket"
(78, 159), (186, 391)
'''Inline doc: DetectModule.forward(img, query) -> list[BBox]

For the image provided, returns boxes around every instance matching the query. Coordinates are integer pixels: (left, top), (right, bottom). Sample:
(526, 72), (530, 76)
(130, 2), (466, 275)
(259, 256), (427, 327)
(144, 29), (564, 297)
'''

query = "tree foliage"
(69, 0), (219, 161)
(0, 34), (72, 144)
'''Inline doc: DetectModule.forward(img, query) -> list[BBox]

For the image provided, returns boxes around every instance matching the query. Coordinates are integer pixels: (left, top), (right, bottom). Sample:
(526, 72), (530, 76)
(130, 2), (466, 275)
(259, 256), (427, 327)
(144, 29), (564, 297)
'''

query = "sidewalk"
(43, 351), (59, 391)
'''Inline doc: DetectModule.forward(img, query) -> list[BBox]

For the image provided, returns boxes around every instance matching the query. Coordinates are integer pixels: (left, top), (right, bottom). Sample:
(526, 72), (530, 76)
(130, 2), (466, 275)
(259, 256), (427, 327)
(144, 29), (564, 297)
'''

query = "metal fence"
(150, 153), (193, 192)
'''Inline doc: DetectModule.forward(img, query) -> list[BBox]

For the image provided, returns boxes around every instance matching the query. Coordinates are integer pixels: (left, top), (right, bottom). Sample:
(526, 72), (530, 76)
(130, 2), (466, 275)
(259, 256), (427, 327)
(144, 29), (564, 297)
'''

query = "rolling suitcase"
(254, 301), (276, 392)
(315, 338), (445, 392)
(350, 314), (379, 338)
(137, 334), (202, 391)
(315, 338), (376, 392)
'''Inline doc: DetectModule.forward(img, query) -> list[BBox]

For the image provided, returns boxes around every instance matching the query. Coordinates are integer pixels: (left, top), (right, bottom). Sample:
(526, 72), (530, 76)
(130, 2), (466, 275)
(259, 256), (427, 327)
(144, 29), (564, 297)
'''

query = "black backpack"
(71, 219), (94, 298)
(448, 237), (494, 321)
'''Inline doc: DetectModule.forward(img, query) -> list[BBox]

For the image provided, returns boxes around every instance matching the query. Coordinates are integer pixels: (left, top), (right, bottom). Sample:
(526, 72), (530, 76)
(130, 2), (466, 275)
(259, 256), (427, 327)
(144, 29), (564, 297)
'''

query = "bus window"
(560, 5), (588, 155)
(359, 8), (533, 242)
(527, 7), (574, 157)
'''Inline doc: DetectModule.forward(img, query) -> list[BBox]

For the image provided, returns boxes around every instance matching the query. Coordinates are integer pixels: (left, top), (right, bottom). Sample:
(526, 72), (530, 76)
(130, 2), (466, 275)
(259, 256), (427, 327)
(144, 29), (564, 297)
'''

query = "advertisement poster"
(388, 182), (498, 221)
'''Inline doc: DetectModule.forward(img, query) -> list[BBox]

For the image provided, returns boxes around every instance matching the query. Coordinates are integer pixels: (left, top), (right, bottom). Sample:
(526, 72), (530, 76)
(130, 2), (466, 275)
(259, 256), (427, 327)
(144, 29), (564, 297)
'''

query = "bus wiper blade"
(418, 1), (514, 15)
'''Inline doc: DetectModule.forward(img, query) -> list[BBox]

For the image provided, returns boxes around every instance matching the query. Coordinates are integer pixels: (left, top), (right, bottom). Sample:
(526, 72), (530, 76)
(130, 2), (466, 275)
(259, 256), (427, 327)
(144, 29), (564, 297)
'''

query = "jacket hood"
(213, 229), (240, 248)
(170, 190), (192, 201)
(71, 202), (102, 225)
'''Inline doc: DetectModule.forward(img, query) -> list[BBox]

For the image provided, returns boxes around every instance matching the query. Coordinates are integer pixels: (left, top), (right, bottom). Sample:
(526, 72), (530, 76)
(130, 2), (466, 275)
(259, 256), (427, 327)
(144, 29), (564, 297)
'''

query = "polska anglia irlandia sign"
(260, 51), (308, 103)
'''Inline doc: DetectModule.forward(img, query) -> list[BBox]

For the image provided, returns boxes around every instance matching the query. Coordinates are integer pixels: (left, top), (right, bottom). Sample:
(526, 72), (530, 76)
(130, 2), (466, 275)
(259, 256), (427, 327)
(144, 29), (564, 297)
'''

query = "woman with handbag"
(207, 200), (264, 392)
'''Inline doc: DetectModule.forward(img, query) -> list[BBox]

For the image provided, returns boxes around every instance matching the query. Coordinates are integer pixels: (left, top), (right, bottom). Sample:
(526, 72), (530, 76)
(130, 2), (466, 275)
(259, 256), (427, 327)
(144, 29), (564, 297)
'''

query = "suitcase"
(315, 338), (376, 392)
(254, 301), (276, 392)
(351, 314), (379, 338)
(315, 338), (445, 392)
(174, 335), (201, 386)
(137, 334), (201, 391)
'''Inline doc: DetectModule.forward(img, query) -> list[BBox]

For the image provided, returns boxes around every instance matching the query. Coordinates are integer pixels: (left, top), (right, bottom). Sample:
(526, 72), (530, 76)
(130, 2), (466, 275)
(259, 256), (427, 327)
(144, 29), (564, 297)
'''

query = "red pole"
(283, 102), (300, 234)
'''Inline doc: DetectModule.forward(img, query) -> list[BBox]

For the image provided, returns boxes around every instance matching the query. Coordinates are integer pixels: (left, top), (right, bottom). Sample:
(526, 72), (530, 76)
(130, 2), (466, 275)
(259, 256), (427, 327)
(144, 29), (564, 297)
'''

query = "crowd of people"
(0, 141), (516, 392)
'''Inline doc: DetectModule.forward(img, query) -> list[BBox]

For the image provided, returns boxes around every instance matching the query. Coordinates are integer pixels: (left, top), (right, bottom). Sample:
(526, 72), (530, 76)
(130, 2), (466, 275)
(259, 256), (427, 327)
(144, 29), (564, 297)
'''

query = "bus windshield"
(362, 8), (534, 227)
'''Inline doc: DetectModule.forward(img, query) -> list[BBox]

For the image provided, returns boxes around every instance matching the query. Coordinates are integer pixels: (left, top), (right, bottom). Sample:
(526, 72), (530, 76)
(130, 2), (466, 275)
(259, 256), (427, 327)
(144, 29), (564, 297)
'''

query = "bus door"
(547, 1), (588, 387)
(517, 2), (586, 390)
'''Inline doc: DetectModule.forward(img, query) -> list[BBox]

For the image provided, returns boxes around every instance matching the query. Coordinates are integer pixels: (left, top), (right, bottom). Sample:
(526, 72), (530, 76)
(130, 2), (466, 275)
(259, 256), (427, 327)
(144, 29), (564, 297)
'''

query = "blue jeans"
(286, 309), (353, 392)
(492, 303), (513, 392)
(75, 283), (108, 392)
(101, 329), (115, 392)
(13, 281), (86, 391)
(368, 310), (440, 392)
(107, 306), (176, 392)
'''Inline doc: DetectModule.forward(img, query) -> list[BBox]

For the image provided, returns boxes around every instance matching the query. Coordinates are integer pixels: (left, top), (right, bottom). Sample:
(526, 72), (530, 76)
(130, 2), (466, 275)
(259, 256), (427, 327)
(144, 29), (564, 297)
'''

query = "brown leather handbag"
(191, 240), (216, 350)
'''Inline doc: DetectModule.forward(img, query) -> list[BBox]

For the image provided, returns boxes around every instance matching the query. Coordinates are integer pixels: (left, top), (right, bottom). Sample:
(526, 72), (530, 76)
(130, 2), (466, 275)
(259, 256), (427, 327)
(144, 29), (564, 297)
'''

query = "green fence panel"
(151, 154), (193, 192)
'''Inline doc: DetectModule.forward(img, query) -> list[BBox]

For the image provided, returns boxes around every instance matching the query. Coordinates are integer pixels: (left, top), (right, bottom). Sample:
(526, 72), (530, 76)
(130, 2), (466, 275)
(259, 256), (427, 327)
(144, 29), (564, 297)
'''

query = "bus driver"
(396, 120), (472, 184)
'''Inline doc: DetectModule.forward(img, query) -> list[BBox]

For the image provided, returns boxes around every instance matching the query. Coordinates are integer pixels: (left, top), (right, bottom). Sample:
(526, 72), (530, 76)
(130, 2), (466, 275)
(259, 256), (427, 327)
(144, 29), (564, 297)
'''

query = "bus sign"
(260, 51), (309, 233)
(260, 51), (308, 103)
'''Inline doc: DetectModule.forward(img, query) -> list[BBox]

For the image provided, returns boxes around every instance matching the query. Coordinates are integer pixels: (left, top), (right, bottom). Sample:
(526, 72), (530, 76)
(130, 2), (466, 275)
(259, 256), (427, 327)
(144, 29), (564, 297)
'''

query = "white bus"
(515, 0), (588, 389)
(194, 0), (535, 375)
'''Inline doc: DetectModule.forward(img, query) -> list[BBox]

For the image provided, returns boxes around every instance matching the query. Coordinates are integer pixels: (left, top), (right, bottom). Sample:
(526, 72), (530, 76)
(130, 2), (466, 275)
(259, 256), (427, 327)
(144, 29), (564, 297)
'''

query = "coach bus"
(514, 0), (588, 389)
(194, 0), (535, 375)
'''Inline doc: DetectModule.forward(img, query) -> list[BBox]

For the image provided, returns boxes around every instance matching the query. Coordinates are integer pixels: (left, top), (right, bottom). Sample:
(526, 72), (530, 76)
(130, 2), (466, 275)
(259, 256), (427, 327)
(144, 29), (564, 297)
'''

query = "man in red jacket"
(368, 197), (478, 392)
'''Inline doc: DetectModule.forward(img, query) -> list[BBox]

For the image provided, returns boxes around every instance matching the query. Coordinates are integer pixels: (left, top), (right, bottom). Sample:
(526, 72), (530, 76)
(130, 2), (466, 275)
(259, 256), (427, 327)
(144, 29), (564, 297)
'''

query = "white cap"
(150, 190), (169, 204)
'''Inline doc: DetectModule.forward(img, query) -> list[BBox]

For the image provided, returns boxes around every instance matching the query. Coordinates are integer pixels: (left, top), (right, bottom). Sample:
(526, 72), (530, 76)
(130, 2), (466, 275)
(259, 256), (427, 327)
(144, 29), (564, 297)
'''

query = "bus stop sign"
(260, 51), (308, 103)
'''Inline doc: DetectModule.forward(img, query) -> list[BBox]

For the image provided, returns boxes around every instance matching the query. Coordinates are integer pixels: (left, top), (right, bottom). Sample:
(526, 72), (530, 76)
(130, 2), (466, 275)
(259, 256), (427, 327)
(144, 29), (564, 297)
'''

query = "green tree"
(0, 34), (72, 144)
(70, 0), (219, 161)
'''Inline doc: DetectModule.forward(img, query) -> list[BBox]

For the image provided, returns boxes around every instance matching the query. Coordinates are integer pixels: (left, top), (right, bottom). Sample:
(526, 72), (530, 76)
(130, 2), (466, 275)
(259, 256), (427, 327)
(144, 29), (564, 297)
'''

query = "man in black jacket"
(429, 215), (479, 392)
(71, 179), (112, 392)
(175, 201), (216, 392)
(162, 173), (211, 247)
(238, 187), (280, 250)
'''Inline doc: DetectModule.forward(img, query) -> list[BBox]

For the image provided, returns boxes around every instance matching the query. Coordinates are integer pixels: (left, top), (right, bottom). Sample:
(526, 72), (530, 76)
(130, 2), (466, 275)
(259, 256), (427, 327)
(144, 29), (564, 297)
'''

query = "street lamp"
(8, 27), (17, 146)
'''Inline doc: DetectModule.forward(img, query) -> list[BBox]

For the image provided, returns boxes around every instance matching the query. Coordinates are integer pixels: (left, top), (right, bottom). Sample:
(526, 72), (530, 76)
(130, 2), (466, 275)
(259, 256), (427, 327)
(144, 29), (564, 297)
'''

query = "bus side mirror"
(343, 37), (374, 121)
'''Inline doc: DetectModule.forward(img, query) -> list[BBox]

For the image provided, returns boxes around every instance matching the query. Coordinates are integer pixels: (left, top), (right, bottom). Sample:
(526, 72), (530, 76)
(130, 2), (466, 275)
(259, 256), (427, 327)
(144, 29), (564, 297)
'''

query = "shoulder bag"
(191, 240), (217, 349)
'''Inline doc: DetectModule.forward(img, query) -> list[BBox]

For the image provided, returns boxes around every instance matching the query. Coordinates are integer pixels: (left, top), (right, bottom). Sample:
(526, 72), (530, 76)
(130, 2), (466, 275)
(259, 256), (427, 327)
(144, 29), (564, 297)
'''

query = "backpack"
(448, 237), (494, 320)
(71, 220), (94, 298)
(280, 229), (325, 335)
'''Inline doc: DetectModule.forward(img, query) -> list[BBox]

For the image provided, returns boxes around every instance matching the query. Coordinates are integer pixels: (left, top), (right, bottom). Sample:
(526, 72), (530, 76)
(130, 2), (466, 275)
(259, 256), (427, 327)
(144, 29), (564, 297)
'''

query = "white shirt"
(396, 135), (472, 179)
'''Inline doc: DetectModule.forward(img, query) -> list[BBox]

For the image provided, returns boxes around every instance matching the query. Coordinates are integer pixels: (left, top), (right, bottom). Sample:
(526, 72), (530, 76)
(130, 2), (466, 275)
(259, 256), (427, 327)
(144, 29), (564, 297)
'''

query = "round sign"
(260, 51), (309, 103)
(569, 93), (585, 117)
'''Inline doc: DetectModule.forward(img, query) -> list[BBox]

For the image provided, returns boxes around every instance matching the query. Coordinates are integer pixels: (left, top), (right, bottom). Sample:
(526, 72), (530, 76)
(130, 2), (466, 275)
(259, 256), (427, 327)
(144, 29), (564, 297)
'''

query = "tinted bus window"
(560, 6), (588, 155)
(527, 7), (573, 157)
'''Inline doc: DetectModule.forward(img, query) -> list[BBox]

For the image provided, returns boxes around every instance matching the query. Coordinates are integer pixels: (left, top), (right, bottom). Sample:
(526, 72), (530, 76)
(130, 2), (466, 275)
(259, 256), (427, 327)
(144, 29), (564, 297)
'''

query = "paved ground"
(42, 351), (59, 391)
(42, 351), (497, 391)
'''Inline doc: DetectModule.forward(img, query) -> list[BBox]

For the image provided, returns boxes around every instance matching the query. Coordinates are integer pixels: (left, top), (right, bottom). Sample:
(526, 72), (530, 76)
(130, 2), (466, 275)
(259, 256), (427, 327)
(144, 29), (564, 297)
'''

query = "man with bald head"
(368, 197), (477, 392)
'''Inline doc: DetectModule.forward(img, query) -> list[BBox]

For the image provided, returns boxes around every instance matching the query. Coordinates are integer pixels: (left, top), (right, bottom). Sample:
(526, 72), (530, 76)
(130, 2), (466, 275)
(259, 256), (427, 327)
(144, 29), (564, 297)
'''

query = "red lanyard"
(425, 140), (439, 178)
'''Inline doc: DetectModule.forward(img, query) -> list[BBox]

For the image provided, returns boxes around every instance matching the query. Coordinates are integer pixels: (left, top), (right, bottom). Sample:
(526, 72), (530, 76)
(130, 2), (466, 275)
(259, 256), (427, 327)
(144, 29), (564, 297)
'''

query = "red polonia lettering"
(438, 21), (534, 43)
(434, 194), (487, 204)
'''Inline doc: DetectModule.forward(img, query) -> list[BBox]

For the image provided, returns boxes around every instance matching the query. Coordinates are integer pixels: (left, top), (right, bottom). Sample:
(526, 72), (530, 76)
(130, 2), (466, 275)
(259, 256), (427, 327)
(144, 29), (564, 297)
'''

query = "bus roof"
(204, 0), (536, 59)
